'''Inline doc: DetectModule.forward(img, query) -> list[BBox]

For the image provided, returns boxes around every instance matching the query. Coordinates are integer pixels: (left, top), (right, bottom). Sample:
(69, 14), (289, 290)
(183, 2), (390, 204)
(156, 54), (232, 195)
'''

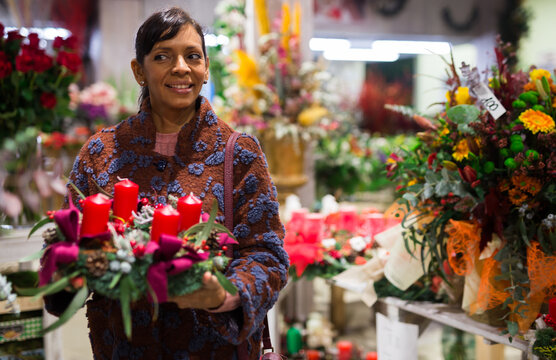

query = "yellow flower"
(297, 105), (327, 126)
(233, 50), (261, 88)
(519, 109), (555, 134)
(452, 139), (470, 161)
(407, 179), (418, 186)
(529, 69), (551, 82)
(455, 87), (472, 105)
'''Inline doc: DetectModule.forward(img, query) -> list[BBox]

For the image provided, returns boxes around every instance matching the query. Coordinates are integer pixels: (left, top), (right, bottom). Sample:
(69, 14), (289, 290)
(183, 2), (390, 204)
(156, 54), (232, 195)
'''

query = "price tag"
(472, 82), (506, 120)
(376, 313), (418, 360)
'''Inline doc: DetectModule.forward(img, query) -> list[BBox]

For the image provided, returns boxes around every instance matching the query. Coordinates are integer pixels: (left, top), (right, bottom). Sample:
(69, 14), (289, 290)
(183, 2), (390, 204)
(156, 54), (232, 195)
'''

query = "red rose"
(34, 52), (53, 73)
(40, 92), (57, 109)
(27, 33), (40, 48)
(53, 36), (64, 49)
(15, 51), (34, 72)
(0, 52), (12, 79)
(56, 51), (82, 73)
(7, 30), (23, 42)
(64, 35), (79, 50)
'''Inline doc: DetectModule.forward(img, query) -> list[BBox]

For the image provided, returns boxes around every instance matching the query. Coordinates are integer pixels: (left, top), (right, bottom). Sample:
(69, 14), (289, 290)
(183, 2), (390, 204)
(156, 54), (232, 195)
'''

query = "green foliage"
(532, 327), (556, 360)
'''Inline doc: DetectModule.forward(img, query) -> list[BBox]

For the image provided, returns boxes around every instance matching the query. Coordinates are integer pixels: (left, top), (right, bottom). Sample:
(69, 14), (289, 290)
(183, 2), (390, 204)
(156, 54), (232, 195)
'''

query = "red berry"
(130, 240), (137, 248)
(222, 246), (228, 251)
(203, 245), (210, 251)
(140, 198), (149, 205)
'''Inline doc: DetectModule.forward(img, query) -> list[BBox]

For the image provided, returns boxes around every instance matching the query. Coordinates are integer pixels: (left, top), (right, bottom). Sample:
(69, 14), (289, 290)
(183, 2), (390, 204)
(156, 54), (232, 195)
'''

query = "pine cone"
(42, 227), (60, 245)
(85, 250), (109, 277)
(205, 229), (221, 250)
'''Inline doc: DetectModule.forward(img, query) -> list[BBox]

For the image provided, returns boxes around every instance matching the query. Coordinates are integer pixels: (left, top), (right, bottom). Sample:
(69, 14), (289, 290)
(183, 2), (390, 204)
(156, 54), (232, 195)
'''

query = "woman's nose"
(172, 56), (190, 74)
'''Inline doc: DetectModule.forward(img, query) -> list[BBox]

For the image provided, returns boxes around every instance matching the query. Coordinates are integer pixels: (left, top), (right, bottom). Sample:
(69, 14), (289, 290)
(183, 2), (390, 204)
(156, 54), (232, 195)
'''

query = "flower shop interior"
(1, 0), (555, 359)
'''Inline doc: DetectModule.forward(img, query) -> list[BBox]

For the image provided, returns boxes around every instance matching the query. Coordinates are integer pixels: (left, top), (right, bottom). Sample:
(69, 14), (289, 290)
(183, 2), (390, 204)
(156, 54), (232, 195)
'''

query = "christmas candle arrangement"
(302, 213), (325, 243)
(80, 193), (111, 236)
(112, 179), (139, 222)
(338, 206), (358, 232)
(177, 193), (203, 232)
(150, 205), (180, 243)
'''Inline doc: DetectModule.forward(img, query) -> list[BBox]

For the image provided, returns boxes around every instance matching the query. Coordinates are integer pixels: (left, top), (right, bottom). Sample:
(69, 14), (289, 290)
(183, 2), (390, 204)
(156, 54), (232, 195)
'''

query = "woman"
(51, 7), (289, 359)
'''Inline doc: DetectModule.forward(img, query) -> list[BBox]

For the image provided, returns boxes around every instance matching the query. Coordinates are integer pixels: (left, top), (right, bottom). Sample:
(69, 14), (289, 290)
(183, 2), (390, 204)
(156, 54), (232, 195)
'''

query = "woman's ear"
(131, 59), (144, 85)
(204, 56), (210, 83)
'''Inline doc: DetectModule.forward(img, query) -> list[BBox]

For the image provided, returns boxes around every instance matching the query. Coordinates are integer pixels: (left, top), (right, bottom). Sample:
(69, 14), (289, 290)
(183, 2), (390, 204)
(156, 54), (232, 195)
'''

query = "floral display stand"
(376, 297), (529, 359)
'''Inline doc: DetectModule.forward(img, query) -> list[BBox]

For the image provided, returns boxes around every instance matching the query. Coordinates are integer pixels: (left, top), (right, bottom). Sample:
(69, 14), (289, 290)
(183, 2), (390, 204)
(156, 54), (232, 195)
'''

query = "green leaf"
(21, 88), (34, 101)
(197, 199), (219, 244)
(27, 217), (53, 239)
(41, 285), (89, 334)
(446, 105), (480, 124)
(517, 218), (531, 247)
(120, 276), (133, 339)
(16, 270), (79, 297)
(402, 193), (418, 207)
(18, 249), (45, 262)
(506, 321), (519, 337)
(108, 272), (122, 289)
(214, 271), (238, 295)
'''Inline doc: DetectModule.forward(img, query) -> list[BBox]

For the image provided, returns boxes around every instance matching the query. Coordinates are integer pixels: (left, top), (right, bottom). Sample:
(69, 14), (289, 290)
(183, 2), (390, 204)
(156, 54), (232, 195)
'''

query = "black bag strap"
(224, 132), (274, 358)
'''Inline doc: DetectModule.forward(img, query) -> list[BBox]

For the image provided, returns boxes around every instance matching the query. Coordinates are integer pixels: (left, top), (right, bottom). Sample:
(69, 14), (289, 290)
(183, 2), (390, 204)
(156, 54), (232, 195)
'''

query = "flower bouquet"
(0, 23), (81, 223)
(21, 179), (237, 339)
(386, 38), (555, 337)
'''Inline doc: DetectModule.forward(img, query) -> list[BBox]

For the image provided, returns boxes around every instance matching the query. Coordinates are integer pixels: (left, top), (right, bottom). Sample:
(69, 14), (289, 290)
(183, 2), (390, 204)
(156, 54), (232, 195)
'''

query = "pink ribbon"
(39, 200), (80, 286)
(146, 234), (209, 302)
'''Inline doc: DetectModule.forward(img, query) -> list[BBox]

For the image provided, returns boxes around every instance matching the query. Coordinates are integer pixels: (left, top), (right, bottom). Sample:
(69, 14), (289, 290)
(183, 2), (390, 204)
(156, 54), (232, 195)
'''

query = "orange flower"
(499, 179), (510, 192)
(508, 188), (528, 206)
(511, 174), (542, 195)
(519, 109), (555, 134)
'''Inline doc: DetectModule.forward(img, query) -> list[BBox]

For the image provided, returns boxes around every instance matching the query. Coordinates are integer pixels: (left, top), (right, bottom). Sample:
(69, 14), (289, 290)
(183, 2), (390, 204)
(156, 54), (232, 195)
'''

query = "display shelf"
(0, 227), (45, 264)
(377, 297), (529, 354)
(0, 227), (61, 360)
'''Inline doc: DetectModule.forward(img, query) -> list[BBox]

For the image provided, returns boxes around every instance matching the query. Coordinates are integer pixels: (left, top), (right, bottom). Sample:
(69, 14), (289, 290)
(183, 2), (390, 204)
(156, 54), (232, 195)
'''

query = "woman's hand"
(167, 271), (226, 309)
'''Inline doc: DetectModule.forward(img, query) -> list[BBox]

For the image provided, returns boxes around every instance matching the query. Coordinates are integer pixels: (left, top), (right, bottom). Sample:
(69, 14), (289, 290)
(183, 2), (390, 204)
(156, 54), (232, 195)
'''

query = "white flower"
(321, 238), (337, 248)
(116, 249), (128, 260)
(120, 262), (132, 274)
(349, 236), (367, 252)
(109, 260), (121, 272)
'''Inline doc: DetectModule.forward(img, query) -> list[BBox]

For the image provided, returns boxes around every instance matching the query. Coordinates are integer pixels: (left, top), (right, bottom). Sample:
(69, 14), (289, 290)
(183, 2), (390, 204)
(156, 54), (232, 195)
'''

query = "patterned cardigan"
(63, 96), (289, 359)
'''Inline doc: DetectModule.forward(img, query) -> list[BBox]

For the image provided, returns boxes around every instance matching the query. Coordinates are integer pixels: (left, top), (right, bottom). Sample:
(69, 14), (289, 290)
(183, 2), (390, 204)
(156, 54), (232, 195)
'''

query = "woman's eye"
(188, 53), (202, 61)
(154, 54), (168, 61)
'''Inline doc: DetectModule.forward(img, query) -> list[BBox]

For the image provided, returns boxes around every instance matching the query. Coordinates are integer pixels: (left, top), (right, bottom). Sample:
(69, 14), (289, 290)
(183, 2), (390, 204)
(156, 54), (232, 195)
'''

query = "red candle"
(302, 213), (325, 243)
(549, 297), (556, 318)
(305, 349), (320, 360)
(365, 351), (378, 360)
(80, 193), (111, 236)
(360, 213), (385, 240)
(112, 179), (139, 222)
(339, 206), (358, 232)
(337, 340), (353, 360)
(288, 208), (308, 233)
(150, 205), (180, 243)
(177, 193), (203, 232)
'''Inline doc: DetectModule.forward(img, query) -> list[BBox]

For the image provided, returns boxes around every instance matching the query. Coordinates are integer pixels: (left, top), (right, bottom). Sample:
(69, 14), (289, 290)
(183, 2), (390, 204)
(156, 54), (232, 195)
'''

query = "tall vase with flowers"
(0, 23), (81, 224)
(211, 0), (338, 201)
(386, 38), (555, 339)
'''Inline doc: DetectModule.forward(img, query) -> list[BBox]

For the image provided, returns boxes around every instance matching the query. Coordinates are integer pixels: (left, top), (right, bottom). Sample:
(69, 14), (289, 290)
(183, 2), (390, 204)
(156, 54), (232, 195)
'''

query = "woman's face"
(132, 24), (209, 117)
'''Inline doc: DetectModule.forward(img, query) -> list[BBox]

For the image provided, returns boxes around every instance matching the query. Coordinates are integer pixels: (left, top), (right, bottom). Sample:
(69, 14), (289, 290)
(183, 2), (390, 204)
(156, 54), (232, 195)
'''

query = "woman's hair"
(134, 7), (207, 105)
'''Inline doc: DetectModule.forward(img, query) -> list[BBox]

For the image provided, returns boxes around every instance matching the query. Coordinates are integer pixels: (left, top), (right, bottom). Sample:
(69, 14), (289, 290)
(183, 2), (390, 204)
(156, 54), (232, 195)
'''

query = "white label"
(376, 312), (419, 360)
(472, 82), (506, 120)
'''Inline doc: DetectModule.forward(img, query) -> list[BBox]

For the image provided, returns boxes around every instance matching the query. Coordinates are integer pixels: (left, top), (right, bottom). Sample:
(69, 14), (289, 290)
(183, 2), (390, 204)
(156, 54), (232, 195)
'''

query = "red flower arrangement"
(0, 23), (81, 144)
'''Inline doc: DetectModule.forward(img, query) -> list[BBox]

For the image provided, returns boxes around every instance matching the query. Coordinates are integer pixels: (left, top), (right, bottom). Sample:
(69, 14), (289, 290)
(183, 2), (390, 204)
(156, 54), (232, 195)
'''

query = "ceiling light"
(309, 38), (351, 52)
(372, 40), (451, 55)
(323, 48), (399, 62)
